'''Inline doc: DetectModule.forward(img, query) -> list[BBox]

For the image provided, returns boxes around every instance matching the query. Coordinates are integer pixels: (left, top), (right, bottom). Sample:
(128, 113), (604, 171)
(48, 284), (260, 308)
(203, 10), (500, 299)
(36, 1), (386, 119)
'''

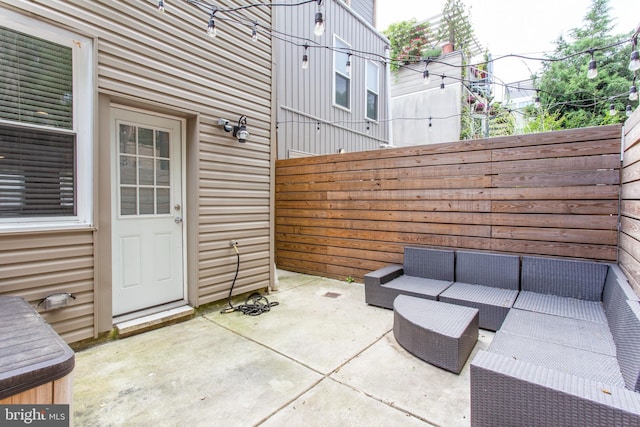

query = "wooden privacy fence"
(275, 124), (622, 282)
(621, 109), (640, 296)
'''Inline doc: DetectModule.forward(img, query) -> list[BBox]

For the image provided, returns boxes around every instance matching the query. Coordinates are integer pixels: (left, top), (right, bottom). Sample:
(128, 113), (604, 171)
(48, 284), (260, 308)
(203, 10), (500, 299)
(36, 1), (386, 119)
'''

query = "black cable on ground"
(220, 245), (278, 316)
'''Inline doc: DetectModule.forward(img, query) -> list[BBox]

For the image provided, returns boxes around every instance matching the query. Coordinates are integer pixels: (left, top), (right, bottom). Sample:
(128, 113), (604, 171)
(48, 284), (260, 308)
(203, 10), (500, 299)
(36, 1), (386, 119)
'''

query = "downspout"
(385, 45), (393, 146)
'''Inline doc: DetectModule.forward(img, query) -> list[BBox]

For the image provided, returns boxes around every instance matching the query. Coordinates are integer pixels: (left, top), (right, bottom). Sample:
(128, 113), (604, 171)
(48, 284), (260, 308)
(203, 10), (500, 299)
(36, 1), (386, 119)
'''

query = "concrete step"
(114, 305), (194, 338)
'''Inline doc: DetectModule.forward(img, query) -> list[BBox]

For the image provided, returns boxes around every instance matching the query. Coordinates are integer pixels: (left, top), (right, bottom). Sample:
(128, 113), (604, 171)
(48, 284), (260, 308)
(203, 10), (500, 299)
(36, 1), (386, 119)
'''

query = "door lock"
(174, 217), (183, 224)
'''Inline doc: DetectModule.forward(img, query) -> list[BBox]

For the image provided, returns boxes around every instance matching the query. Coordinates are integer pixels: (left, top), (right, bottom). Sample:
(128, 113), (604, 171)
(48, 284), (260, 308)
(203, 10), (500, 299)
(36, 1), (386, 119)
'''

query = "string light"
(251, 21), (258, 42)
(301, 44), (309, 70)
(587, 49), (598, 79)
(314, 0), (325, 37)
(157, 0), (165, 13)
(609, 103), (617, 116)
(534, 90), (541, 109)
(630, 77), (638, 101)
(345, 53), (352, 75)
(423, 60), (430, 85)
(207, 11), (218, 38)
(630, 36), (640, 72)
(627, 104), (634, 117)
(440, 75), (445, 90)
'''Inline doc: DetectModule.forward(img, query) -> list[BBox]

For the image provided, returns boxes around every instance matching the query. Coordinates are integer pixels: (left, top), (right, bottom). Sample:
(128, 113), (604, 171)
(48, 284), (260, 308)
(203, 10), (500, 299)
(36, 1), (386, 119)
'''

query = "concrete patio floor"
(73, 271), (494, 426)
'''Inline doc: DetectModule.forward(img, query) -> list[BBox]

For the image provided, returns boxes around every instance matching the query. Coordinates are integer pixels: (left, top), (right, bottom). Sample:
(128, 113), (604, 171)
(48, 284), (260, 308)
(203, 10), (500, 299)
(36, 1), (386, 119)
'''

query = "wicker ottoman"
(393, 295), (479, 374)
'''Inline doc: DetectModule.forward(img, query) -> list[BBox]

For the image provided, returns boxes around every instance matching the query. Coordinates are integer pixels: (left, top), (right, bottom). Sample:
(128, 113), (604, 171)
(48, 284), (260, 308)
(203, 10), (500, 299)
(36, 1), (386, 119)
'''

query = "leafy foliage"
(383, 19), (430, 71)
(535, 0), (635, 130)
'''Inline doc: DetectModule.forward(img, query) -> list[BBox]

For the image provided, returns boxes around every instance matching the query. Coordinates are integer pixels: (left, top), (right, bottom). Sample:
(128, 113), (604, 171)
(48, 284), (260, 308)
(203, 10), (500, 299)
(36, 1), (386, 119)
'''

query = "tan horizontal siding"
(0, 230), (95, 343)
(1, 0), (274, 341)
(276, 124), (622, 282)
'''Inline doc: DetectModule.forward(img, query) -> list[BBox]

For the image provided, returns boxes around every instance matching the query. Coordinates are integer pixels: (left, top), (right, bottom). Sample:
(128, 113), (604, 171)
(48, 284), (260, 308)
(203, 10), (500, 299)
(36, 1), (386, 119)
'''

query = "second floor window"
(366, 61), (379, 121)
(334, 36), (351, 111)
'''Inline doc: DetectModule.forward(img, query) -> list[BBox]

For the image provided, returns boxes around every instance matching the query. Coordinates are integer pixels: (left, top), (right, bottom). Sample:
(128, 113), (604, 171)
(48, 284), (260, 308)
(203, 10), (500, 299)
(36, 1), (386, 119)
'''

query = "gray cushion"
(403, 247), (454, 281)
(521, 256), (608, 301)
(514, 291), (607, 323)
(455, 251), (519, 290)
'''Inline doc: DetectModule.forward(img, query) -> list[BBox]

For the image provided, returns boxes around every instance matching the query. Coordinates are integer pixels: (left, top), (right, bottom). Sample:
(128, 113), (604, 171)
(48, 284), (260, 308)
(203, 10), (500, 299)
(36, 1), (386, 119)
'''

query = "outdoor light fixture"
(301, 45), (309, 70)
(630, 37), (640, 72)
(534, 91), (541, 109)
(345, 53), (352, 75)
(38, 293), (76, 311)
(218, 116), (249, 143)
(157, 0), (165, 13)
(314, 1), (325, 37)
(609, 103), (617, 116)
(627, 104), (633, 117)
(630, 78), (638, 101)
(587, 49), (598, 79)
(251, 22), (259, 42)
(423, 60), (430, 85)
(440, 75), (445, 90)
(207, 12), (218, 38)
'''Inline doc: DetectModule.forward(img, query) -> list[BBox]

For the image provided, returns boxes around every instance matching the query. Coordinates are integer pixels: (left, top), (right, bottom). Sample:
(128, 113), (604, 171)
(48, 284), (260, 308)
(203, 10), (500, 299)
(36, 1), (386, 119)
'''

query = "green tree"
(535, 0), (635, 129)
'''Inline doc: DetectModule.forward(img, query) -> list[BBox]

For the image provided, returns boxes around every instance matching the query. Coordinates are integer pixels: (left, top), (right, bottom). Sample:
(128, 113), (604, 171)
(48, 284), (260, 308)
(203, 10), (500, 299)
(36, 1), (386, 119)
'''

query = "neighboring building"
(389, 14), (489, 146)
(505, 79), (537, 133)
(275, 0), (391, 157)
(0, 0), (275, 343)
(391, 52), (465, 146)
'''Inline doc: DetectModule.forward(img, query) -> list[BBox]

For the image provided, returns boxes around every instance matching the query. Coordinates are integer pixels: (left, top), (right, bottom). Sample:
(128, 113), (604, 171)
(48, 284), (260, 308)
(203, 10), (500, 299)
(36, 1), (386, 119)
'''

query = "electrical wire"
(220, 244), (278, 316)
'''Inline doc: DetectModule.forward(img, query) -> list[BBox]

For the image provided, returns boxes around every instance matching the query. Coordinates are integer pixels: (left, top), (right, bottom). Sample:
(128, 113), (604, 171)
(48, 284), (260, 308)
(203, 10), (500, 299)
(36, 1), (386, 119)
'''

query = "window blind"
(0, 26), (73, 129)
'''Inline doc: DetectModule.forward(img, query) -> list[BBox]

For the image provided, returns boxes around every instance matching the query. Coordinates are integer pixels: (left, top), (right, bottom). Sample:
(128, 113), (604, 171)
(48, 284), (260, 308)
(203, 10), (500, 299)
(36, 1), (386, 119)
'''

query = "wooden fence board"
(276, 124), (623, 282)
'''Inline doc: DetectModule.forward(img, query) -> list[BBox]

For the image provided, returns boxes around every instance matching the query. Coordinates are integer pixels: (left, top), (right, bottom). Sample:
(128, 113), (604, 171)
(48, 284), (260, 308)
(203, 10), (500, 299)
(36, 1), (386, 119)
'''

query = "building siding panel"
(276, 0), (390, 157)
(0, 0), (273, 342)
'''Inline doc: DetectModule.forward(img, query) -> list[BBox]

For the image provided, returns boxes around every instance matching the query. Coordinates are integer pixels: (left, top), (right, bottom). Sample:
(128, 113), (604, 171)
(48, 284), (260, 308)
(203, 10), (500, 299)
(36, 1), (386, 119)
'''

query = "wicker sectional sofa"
(364, 247), (640, 426)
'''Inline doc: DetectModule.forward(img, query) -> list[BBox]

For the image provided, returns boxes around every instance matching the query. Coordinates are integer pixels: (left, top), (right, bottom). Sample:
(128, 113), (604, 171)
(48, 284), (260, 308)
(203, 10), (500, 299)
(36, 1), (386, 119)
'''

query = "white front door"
(111, 107), (185, 316)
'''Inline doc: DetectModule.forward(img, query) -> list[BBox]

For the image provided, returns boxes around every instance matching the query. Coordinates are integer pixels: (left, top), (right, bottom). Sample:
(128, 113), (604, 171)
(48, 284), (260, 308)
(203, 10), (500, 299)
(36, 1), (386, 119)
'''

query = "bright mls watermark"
(0, 405), (69, 426)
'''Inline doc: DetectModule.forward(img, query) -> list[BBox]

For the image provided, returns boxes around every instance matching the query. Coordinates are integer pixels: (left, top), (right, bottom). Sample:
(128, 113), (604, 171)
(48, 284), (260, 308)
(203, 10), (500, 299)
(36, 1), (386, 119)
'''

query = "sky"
(376, 0), (640, 93)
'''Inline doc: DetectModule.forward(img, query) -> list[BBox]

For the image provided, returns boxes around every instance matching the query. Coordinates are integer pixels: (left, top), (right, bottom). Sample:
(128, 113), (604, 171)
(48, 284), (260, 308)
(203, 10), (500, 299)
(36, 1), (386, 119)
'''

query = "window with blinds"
(0, 25), (76, 217)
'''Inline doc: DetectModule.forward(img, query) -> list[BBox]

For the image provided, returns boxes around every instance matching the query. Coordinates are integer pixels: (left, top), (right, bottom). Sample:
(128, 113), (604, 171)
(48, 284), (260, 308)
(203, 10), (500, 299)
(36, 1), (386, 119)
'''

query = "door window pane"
(120, 187), (137, 215)
(139, 188), (154, 214)
(118, 123), (172, 216)
(139, 158), (154, 186)
(157, 188), (170, 214)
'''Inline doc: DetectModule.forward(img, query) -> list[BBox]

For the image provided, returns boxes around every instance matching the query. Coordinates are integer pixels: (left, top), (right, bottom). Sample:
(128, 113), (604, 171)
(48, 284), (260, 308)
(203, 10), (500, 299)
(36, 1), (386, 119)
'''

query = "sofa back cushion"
(615, 300), (640, 391)
(403, 247), (454, 281)
(521, 256), (608, 300)
(455, 251), (519, 290)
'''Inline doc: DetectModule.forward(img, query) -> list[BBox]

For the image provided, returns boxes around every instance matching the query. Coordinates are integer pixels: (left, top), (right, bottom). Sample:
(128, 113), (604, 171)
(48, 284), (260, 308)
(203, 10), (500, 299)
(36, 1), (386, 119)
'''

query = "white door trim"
(110, 104), (188, 315)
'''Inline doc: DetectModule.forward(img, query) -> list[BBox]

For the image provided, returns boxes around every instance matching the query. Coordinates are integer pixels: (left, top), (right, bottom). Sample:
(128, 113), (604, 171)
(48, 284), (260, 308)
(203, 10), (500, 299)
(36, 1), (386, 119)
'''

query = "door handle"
(174, 217), (183, 224)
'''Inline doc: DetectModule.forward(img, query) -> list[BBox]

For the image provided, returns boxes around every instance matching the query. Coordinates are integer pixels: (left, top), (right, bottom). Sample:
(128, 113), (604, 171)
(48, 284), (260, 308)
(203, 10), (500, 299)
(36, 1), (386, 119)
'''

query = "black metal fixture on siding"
(218, 115), (249, 143)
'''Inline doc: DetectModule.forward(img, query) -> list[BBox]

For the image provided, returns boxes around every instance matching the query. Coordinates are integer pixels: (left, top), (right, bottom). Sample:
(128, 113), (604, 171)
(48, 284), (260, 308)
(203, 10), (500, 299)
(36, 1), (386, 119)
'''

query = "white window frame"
(333, 35), (352, 112)
(365, 60), (380, 122)
(0, 8), (94, 231)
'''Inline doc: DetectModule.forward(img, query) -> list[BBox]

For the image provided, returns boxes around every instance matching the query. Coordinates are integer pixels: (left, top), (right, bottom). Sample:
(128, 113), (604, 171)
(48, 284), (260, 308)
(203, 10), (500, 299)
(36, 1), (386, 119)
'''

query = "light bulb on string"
(534, 90), (541, 108)
(251, 22), (259, 42)
(207, 13), (218, 38)
(630, 78), (638, 101)
(301, 45), (309, 70)
(440, 75), (445, 91)
(587, 49), (597, 79)
(609, 103), (617, 116)
(345, 53), (352, 75)
(423, 61), (430, 85)
(157, 0), (165, 13)
(627, 104), (633, 117)
(630, 37), (640, 72)
(314, 1), (325, 37)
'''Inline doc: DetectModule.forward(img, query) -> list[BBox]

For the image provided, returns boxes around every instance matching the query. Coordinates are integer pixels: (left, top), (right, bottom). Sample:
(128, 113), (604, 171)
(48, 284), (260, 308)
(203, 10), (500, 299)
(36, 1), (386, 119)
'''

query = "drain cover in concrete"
(323, 292), (341, 298)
